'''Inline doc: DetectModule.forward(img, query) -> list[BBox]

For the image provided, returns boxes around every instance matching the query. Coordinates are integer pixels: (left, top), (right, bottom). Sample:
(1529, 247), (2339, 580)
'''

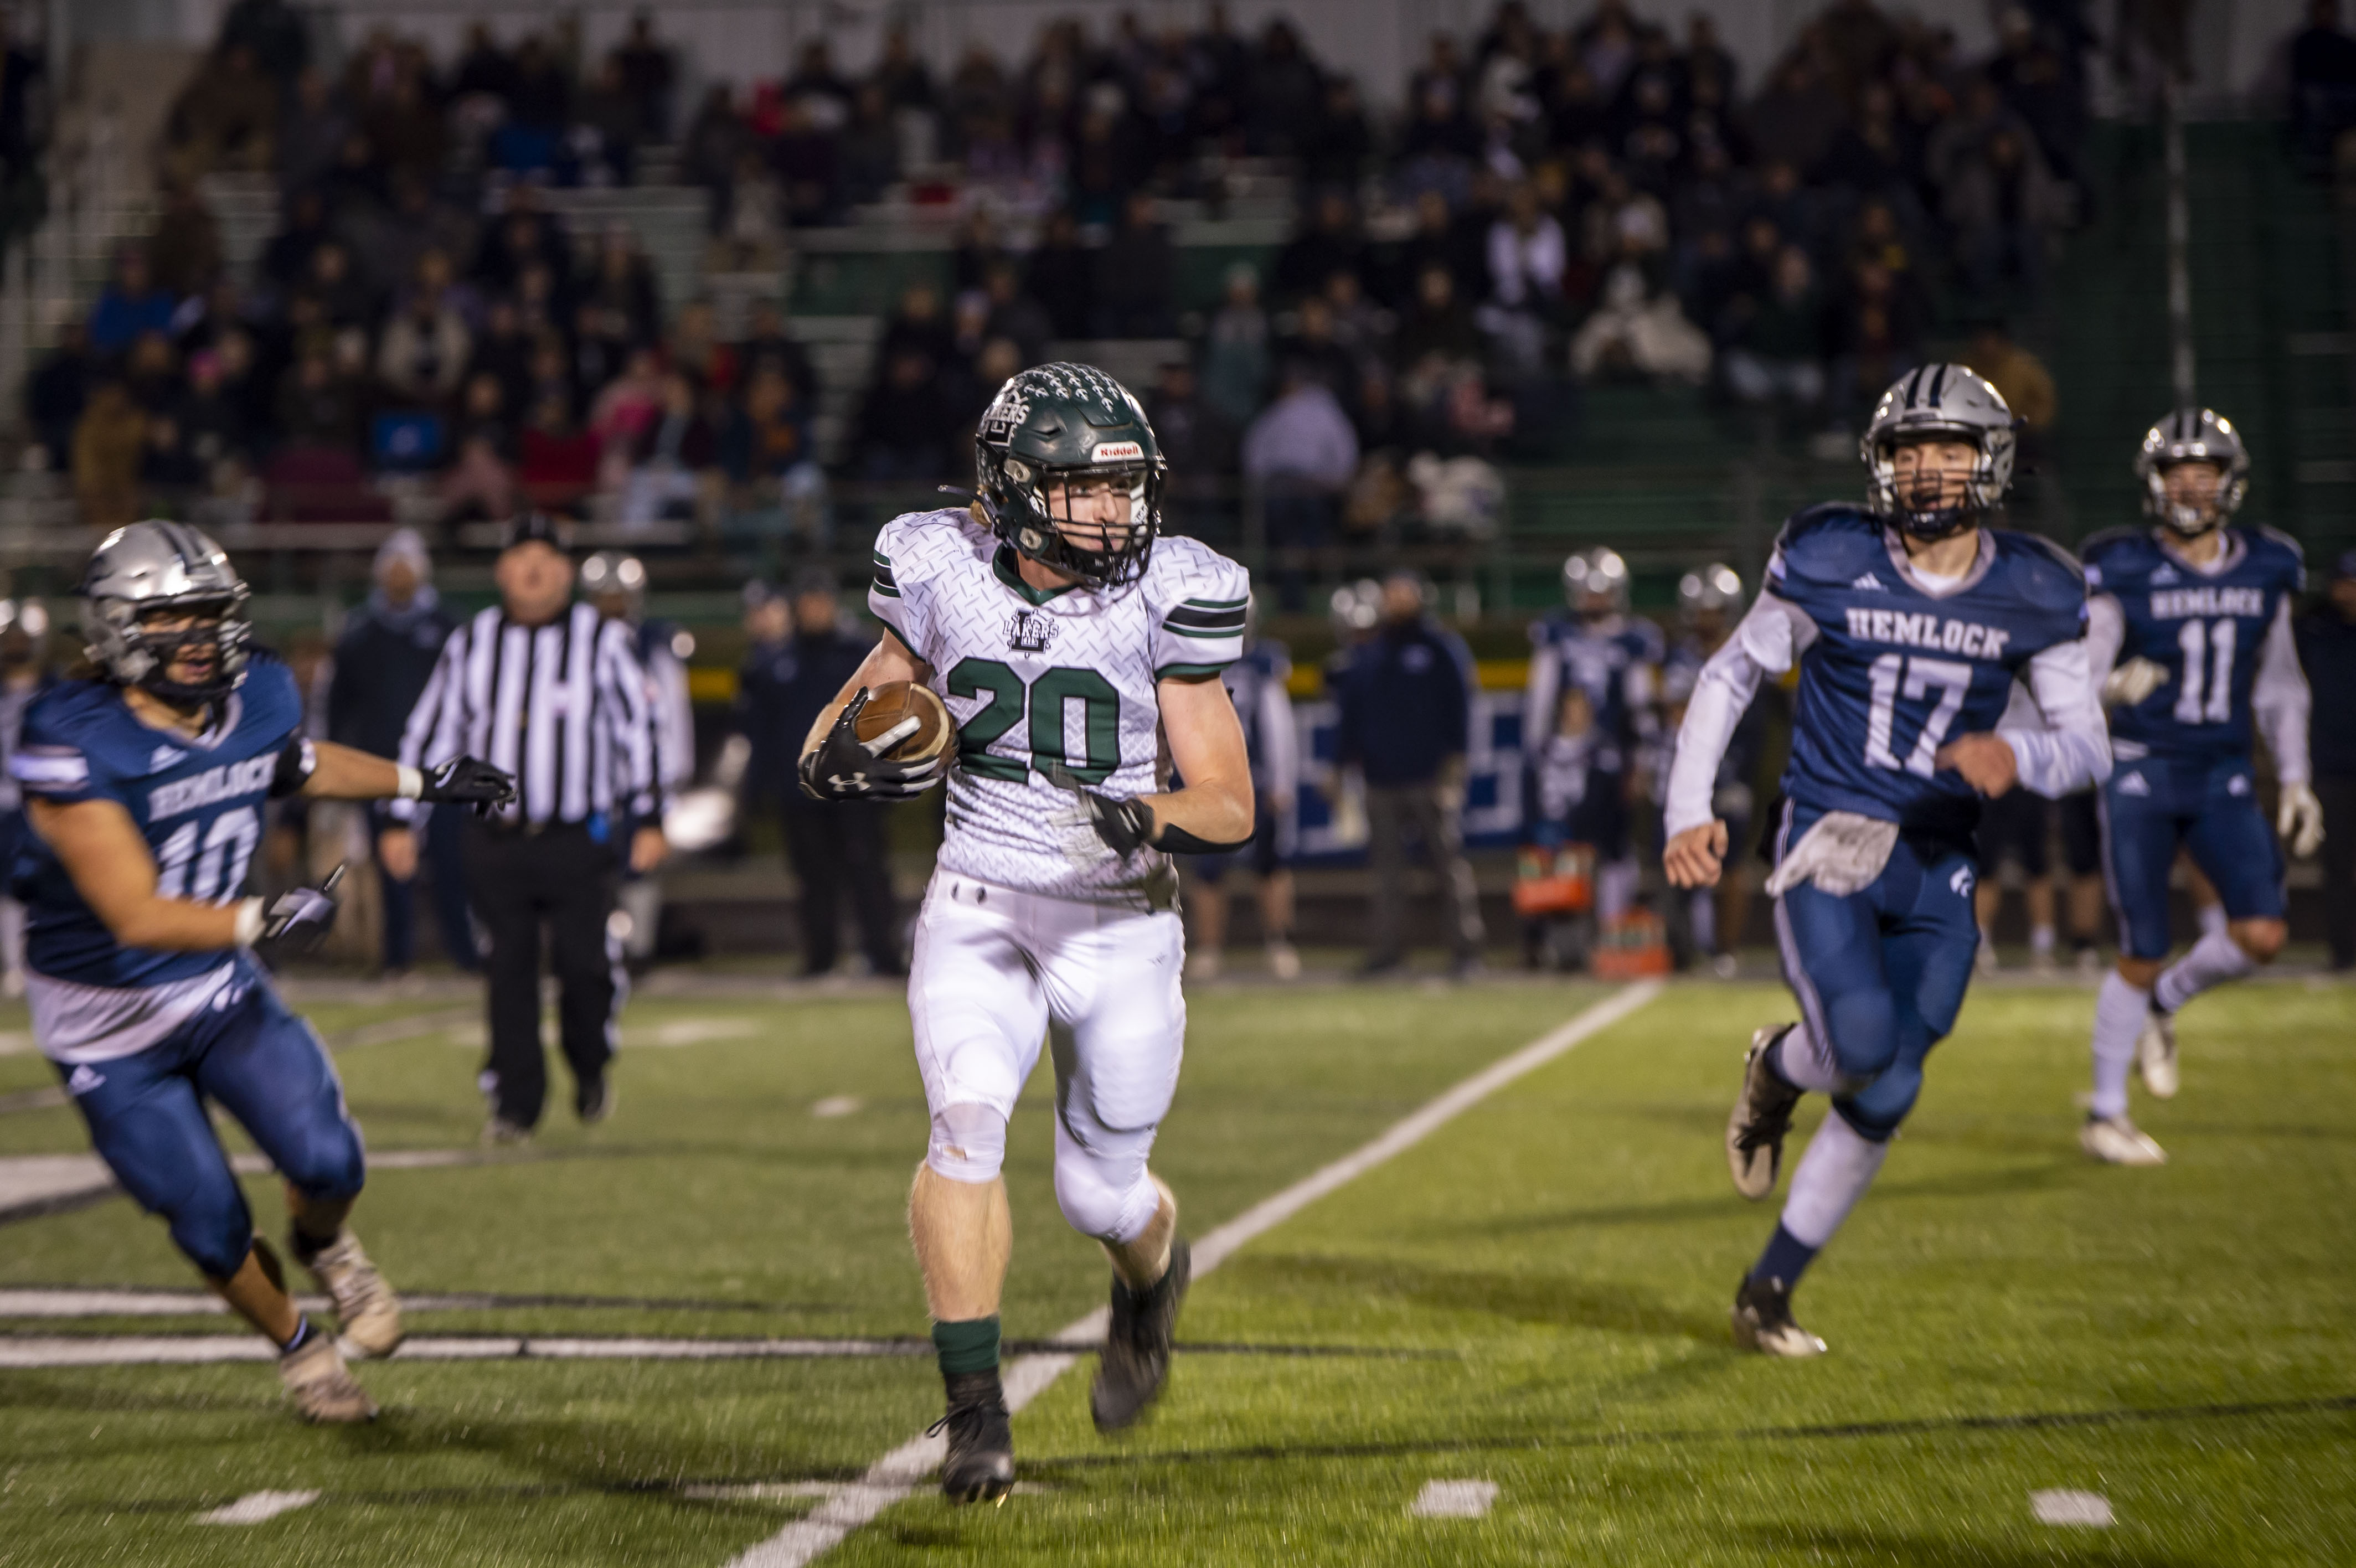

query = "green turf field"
(1, 976), (2350, 1566)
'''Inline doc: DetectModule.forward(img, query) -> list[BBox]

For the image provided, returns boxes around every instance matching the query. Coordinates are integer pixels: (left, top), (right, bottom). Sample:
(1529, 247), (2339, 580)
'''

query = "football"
(854, 679), (953, 763)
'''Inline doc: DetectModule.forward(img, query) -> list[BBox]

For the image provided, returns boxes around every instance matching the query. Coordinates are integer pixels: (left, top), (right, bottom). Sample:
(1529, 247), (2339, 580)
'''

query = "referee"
(383, 513), (669, 1143)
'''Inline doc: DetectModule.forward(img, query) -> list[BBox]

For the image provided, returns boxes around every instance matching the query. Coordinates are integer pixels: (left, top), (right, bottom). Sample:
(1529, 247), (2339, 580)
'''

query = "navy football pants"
(2098, 753), (2285, 960)
(1772, 804), (1979, 1142)
(56, 961), (364, 1280)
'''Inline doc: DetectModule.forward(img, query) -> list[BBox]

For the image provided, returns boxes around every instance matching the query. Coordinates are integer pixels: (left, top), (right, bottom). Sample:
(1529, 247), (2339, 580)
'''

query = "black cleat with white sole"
(1727, 1024), (1805, 1201)
(931, 1370), (1015, 1503)
(1091, 1236), (1190, 1433)
(1730, 1273), (1827, 1358)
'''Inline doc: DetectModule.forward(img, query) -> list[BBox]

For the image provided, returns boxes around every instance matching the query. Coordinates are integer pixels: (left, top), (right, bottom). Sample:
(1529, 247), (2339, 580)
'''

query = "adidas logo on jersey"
(1006, 610), (1059, 653)
(2149, 564), (2180, 586)
(2117, 771), (2151, 796)
(65, 1065), (105, 1096)
(149, 745), (186, 771)
(1850, 572), (1885, 591)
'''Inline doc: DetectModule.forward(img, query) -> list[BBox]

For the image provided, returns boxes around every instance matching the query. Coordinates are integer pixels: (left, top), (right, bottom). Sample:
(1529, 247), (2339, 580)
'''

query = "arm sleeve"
(1152, 551), (1251, 679)
(2251, 596), (2312, 785)
(1258, 661), (1298, 800)
(388, 622), (466, 823)
(597, 620), (662, 818)
(2082, 594), (2125, 692)
(2002, 638), (2114, 797)
(1522, 624), (1560, 748)
(1663, 592), (1812, 837)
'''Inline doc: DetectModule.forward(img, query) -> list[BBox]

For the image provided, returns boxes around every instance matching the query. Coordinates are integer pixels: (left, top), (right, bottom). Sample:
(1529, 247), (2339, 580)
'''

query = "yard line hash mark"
(721, 980), (1665, 1568)
(193, 1490), (322, 1525)
(1410, 1479), (1498, 1518)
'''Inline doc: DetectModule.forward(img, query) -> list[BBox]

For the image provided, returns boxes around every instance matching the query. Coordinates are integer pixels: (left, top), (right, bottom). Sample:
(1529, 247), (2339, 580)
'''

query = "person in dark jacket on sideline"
(328, 529), (472, 972)
(1334, 570), (1485, 978)
(2297, 548), (2356, 971)
(734, 569), (903, 976)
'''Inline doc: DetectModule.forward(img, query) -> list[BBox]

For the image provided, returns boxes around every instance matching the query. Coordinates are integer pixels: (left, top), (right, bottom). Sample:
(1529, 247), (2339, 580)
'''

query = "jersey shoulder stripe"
(870, 549), (899, 598)
(1144, 535), (1252, 678)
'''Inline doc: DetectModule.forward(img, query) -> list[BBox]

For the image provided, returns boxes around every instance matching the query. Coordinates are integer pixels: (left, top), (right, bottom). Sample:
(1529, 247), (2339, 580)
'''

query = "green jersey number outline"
(944, 658), (1122, 784)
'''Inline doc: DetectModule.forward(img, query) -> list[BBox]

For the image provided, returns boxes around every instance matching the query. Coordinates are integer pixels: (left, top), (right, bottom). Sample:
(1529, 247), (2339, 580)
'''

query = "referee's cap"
(501, 510), (574, 555)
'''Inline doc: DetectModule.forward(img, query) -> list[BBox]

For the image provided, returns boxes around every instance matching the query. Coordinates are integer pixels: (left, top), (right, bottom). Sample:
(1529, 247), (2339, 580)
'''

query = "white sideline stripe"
(1410, 1479), (1499, 1518)
(2030, 1489), (2115, 1527)
(0, 1335), (944, 1367)
(193, 1489), (322, 1525)
(722, 980), (1664, 1568)
(810, 1096), (862, 1119)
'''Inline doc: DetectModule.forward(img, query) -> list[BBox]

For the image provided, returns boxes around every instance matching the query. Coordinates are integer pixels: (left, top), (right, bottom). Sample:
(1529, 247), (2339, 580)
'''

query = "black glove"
(798, 688), (947, 801)
(257, 866), (342, 964)
(1042, 762), (1156, 857)
(419, 756), (517, 815)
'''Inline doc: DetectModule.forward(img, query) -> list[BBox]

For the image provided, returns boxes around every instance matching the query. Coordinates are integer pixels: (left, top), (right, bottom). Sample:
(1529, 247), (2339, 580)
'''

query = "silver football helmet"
(1329, 578), (1380, 638)
(1678, 563), (1743, 622)
(81, 520), (251, 703)
(2135, 408), (2249, 535)
(580, 551), (648, 619)
(1861, 364), (2018, 537)
(1563, 546), (1630, 617)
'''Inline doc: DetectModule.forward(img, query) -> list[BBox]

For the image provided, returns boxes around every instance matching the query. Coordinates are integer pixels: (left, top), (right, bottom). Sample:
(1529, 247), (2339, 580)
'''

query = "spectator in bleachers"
(173, 348), (253, 479)
(979, 262), (1054, 369)
(1148, 359), (1239, 539)
(614, 13), (679, 138)
(1722, 245), (1829, 417)
(1276, 192), (1368, 305)
(1244, 360), (1359, 611)
(1827, 257), (1925, 422)
(260, 188), (333, 294)
(164, 42), (279, 183)
(28, 322), (90, 471)
(147, 182), (224, 301)
(1570, 249), (1711, 385)
(841, 82), (904, 205)
(73, 381), (147, 527)
(1481, 182), (1566, 377)
(1941, 118), (2071, 301)
(87, 246), (178, 359)
(684, 84), (754, 195)
(219, 0), (308, 91)
(296, 241), (377, 334)
(1200, 264), (1272, 429)
(775, 99), (846, 226)
(518, 391), (599, 503)
(2291, 0), (2356, 166)
(848, 347), (955, 482)
(377, 255), (472, 409)
(1025, 210), (1095, 340)
(1394, 262), (1483, 370)
(1094, 192), (1177, 338)
(276, 343), (362, 451)
(622, 370), (719, 528)
(585, 225), (663, 347)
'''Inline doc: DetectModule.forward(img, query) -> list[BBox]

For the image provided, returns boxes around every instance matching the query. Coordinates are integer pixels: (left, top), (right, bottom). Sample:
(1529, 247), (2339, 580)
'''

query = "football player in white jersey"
(800, 364), (1255, 1502)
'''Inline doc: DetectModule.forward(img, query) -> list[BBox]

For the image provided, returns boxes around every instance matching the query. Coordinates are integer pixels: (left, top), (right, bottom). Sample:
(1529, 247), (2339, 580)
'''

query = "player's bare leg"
(910, 1162), (1015, 1503)
(1091, 1175), (1189, 1432)
(285, 1182), (404, 1358)
(213, 1239), (376, 1423)
(1260, 869), (1300, 979)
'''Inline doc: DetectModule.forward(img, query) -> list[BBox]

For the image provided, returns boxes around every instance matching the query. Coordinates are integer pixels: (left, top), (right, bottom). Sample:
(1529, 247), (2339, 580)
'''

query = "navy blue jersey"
(11, 653), (303, 989)
(1768, 505), (2087, 843)
(1528, 612), (1664, 755)
(2082, 525), (2305, 765)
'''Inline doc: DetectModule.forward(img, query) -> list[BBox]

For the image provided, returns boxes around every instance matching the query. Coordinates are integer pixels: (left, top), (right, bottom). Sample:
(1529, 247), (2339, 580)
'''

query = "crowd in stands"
(23, 0), (2287, 556)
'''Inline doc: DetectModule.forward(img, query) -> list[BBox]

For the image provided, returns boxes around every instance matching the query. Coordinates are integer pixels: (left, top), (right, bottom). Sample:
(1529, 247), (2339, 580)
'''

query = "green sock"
(931, 1315), (1001, 1378)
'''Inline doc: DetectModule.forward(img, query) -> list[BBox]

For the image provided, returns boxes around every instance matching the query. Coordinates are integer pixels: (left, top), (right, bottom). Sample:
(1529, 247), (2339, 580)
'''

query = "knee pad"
(926, 1102), (1007, 1184)
(1823, 989), (1899, 1080)
(1833, 1060), (1921, 1143)
(1051, 1114), (1161, 1244)
(277, 1117), (367, 1203)
(165, 1171), (256, 1281)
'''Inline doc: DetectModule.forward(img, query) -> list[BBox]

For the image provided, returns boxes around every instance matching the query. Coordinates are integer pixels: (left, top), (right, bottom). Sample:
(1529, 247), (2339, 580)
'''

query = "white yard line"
(1409, 1479), (1499, 1518)
(722, 979), (1664, 1568)
(2030, 1489), (2115, 1527)
(0, 1335), (940, 1367)
(0, 1147), (494, 1225)
(193, 1489), (322, 1525)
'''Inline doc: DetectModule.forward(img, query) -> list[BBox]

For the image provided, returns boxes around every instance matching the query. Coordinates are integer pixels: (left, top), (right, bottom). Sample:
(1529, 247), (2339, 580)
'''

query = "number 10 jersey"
(869, 507), (1250, 904)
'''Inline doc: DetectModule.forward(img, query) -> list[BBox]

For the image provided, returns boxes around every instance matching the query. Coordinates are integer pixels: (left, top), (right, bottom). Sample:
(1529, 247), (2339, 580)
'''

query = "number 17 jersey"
(869, 508), (1250, 903)
(1766, 505), (2088, 844)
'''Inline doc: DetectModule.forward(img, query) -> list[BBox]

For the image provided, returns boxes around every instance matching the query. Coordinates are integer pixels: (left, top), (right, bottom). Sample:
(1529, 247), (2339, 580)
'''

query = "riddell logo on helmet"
(1091, 441), (1143, 462)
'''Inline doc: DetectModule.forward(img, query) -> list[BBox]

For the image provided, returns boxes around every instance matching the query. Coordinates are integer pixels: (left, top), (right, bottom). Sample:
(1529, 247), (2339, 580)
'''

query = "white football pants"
(909, 873), (1185, 1245)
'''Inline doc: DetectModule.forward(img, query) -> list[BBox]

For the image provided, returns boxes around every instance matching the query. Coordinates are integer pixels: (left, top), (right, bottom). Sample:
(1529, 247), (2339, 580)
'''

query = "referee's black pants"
(464, 819), (622, 1127)
(780, 797), (900, 976)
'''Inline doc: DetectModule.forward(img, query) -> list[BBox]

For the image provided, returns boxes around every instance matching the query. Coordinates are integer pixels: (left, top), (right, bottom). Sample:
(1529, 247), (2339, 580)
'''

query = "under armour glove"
(248, 866), (343, 964)
(798, 688), (947, 801)
(2278, 781), (2326, 859)
(416, 755), (517, 814)
(1043, 762), (1156, 857)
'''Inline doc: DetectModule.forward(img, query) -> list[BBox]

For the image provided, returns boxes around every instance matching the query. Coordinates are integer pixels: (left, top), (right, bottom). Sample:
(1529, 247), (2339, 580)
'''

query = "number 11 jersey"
(1765, 504), (2089, 845)
(2080, 524), (2305, 768)
(870, 507), (1250, 904)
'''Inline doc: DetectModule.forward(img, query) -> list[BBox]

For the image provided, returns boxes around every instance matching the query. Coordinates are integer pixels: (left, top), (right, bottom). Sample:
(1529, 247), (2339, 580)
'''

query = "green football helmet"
(975, 362), (1165, 590)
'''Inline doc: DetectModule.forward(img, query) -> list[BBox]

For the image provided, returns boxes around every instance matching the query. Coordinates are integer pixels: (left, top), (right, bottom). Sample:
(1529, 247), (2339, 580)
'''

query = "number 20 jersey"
(1767, 504), (2088, 844)
(870, 508), (1250, 902)
(9, 652), (303, 1060)
(2080, 524), (2304, 766)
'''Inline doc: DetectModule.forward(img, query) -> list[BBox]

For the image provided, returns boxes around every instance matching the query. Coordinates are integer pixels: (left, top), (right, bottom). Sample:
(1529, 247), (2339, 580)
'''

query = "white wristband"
(234, 897), (266, 947)
(396, 764), (424, 800)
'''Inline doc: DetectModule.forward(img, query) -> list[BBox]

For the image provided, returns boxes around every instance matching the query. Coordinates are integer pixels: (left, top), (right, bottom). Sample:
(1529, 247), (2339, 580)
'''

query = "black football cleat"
(1730, 1273), (1827, 1358)
(1727, 1025), (1805, 1200)
(1091, 1236), (1190, 1433)
(931, 1370), (1014, 1504)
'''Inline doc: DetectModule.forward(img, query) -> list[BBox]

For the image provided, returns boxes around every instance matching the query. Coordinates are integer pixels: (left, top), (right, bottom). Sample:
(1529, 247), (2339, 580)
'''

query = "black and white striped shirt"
(393, 601), (660, 828)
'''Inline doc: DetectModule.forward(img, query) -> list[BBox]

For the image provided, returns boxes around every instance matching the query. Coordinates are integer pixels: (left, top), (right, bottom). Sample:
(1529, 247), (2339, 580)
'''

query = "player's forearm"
(1664, 641), (1765, 836)
(301, 740), (408, 801)
(106, 896), (246, 952)
(1142, 776), (1255, 850)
